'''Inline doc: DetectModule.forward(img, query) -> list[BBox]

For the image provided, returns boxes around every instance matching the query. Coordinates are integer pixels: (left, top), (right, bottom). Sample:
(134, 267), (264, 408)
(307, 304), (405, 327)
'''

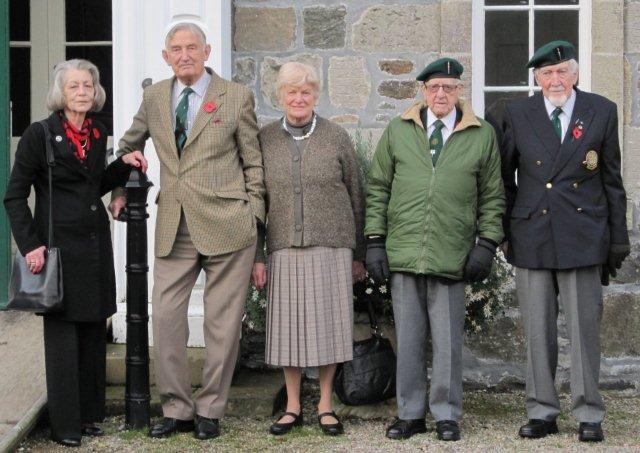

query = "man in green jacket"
(365, 58), (505, 442)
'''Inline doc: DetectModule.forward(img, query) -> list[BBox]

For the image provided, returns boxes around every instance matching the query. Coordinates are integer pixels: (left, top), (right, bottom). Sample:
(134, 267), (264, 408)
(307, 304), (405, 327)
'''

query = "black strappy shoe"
(318, 411), (344, 436)
(269, 411), (303, 435)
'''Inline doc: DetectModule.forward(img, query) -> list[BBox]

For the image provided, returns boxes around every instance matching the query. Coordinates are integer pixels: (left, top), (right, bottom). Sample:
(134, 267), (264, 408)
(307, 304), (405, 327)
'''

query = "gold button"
(546, 182), (552, 189)
(573, 182), (579, 189)
(536, 160), (542, 166)
(542, 209), (548, 215)
(577, 207), (583, 212)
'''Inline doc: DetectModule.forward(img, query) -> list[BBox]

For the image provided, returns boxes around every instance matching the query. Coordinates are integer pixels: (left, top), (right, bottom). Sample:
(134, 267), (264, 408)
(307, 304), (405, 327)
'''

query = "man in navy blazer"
(501, 40), (629, 443)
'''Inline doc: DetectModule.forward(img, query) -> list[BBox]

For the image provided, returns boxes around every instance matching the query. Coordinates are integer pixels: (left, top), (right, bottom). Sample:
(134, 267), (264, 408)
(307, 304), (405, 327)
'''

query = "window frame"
(471, 0), (592, 117)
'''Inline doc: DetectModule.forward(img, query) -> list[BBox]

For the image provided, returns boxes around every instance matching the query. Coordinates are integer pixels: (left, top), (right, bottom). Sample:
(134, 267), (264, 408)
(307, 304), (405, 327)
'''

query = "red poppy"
(572, 127), (582, 140)
(203, 102), (217, 113)
(93, 128), (100, 139)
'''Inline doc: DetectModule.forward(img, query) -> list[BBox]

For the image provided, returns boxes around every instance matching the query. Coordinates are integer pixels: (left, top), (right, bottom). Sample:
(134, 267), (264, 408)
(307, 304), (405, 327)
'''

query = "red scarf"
(61, 114), (93, 162)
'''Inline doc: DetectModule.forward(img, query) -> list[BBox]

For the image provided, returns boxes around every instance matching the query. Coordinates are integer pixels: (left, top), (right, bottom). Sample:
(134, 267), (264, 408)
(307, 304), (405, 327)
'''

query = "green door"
(0, 0), (11, 308)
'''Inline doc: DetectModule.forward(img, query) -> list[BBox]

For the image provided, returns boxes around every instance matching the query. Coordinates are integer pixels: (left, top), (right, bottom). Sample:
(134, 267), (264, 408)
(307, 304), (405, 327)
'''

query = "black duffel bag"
(334, 299), (396, 405)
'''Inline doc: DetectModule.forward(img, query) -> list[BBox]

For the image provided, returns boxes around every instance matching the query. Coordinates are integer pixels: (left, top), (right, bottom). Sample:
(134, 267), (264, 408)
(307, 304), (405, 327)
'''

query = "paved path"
(0, 311), (46, 452)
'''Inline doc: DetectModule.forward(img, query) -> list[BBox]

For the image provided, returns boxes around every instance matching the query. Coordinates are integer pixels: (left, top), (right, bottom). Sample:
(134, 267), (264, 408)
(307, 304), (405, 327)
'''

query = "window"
(9, 0), (31, 136)
(472, 0), (591, 126)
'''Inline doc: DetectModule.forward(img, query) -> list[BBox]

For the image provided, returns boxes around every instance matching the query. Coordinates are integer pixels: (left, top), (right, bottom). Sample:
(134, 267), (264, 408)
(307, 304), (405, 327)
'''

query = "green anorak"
(365, 100), (505, 279)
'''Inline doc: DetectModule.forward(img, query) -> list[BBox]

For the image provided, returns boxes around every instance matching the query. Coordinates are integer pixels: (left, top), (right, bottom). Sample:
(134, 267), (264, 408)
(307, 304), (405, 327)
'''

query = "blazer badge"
(583, 150), (598, 171)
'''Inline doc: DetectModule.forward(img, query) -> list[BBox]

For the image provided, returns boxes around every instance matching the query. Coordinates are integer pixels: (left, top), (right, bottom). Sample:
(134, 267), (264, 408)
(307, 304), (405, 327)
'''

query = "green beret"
(416, 57), (463, 82)
(526, 40), (576, 69)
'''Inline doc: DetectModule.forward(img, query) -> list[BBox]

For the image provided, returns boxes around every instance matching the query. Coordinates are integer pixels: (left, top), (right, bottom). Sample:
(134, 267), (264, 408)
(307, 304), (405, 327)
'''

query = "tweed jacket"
(256, 116), (365, 262)
(117, 69), (265, 257)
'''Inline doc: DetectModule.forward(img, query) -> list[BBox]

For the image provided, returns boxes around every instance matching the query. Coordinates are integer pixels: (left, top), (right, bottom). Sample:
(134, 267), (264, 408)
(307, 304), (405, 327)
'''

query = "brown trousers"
(152, 214), (256, 420)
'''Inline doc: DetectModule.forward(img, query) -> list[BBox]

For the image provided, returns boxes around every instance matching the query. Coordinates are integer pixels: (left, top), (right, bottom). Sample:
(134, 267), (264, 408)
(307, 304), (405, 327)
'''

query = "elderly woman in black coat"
(3, 59), (147, 447)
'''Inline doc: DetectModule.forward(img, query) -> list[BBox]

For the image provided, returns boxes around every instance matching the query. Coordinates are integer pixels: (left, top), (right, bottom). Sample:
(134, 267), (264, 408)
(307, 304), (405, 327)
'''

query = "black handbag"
(334, 299), (396, 405)
(6, 121), (64, 313)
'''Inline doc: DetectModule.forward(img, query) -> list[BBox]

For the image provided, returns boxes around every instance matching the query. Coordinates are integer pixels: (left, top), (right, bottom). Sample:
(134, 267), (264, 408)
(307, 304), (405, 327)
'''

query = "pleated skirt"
(265, 246), (354, 367)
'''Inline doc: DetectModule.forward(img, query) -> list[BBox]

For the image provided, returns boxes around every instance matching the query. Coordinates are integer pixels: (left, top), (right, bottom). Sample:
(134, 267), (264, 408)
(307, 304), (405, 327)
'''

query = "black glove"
(604, 243), (630, 279)
(463, 238), (497, 282)
(365, 236), (390, 283)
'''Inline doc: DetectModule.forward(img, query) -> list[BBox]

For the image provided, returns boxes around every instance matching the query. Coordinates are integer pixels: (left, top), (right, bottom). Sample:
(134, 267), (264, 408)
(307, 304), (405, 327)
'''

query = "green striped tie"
(429, 119), (445, 166)
(175, 86), (194, 154)
(551, 107), (563, 140)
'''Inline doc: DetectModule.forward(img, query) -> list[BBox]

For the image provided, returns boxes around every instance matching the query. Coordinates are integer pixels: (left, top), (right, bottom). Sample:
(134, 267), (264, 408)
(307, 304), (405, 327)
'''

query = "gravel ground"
(17, 388), (640, 452)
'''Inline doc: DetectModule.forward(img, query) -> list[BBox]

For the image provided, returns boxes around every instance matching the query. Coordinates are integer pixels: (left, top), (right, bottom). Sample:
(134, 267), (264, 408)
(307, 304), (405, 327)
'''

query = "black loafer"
(318, 411), (343, 436)
(81, 423), (104, 436)
(195, 417), (220, 440)
(579, 422), (604, 442)
(436, 420), (460, 441)
(148, 417), (195, 438)
(385, 418), (427, 440)
(51, 437), (81, 447)
(518, 419), (558, 439)
(270, 411), (303, 435)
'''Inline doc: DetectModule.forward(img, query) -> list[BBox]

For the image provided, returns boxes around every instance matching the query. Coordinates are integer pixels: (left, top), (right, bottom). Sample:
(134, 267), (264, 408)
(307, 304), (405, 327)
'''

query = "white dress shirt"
(426, 106), (457, 147)
(543, 88), (576, 143)
(171, 70), (212, 132)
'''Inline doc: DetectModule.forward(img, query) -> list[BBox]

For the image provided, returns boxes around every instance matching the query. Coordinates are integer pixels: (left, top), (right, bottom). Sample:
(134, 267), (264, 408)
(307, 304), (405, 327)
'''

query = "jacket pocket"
(215, 190), (250, 201)
(510, 205), (533, 219)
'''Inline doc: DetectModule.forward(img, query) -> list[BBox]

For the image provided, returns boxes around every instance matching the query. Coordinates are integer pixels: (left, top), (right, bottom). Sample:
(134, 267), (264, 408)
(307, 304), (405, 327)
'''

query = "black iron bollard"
(121, 167), (153, 429)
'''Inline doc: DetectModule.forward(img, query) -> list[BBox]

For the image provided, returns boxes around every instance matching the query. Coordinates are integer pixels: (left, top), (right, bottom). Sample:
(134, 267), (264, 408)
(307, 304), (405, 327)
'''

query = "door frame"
(1, 0), (11, 308)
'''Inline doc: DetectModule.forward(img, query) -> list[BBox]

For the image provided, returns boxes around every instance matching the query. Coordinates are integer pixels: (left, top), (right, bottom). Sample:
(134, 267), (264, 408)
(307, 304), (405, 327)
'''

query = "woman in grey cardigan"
(252, 61), (366, 436)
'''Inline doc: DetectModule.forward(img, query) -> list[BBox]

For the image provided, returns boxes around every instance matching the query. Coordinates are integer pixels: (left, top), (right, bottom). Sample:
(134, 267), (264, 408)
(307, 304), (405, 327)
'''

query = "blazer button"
(294, 187), (301, 194)
(546, 182), (552, 189)
(577, 207), (583, 212)
(295, 224), (302, 231)
(90, 204), (97, 211)
(536, 160), (542, 166)
(573, 182), (579, 189)
(293, 155), (300, 162)
(542, 209), (548, 215)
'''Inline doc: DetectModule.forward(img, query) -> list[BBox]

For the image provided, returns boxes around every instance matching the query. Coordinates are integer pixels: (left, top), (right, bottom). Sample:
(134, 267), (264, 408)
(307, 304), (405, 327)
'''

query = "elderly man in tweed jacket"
(111, 22), (265, 440)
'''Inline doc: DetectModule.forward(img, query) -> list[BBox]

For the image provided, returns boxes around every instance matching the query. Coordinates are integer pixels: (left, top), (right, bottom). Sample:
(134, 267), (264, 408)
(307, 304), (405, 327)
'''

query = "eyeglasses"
(424, 83), (458, 94)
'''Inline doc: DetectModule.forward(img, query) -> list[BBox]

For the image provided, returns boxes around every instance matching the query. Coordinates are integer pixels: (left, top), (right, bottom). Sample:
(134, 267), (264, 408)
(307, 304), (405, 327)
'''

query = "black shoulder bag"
(334, 299), (396, 405)
(6, 121), (64, 313)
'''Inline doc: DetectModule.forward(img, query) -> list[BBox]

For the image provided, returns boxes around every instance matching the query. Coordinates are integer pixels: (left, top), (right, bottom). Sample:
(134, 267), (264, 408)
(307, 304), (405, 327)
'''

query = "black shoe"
(318, 411), (343, 436)
(194, 417), (220, 440)
(579, 422), (604, 442)
(51, 437), (81, 447)
(518, 419), (559, 439)
(270, 411), (303, 435)
(148, 417), (195, 438)
(81, 423), (104, 436)
(385, 418), (427, 440)
(436, 420), (460, 441)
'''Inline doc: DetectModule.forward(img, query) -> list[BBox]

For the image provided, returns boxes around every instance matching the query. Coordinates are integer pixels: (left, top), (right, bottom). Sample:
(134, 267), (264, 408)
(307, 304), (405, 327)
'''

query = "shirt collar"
(175, 70), (211, 98)
(543, 88), (576, 118)
(427, 106), (457, 131)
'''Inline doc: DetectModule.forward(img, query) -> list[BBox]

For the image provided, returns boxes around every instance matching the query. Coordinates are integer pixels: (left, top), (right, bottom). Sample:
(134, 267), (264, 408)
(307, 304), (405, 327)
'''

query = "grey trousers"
(390, 272), (465, 421)
(516, 266), (605, 423)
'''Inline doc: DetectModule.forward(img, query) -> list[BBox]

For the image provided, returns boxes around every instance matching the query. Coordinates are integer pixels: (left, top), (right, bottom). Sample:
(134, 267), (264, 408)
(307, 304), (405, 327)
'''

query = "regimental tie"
(551, 107), (563, 140)
(429, 119), (445, 166)
(175, 86), (194, 156)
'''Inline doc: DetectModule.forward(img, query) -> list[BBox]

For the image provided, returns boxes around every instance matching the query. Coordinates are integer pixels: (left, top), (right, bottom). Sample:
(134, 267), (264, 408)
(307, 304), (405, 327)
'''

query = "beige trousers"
(152, 214), (256, 420)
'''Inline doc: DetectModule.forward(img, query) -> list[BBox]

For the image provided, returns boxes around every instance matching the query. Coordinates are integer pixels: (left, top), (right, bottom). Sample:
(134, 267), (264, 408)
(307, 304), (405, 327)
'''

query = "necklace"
(282, 114), (316, 141)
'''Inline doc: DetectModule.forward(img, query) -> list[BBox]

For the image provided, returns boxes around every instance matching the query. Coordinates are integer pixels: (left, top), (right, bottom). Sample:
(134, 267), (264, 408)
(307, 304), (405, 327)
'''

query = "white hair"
(46, 59), (106, 112)
(275, 62), (321, 105)
(165, 22), (207, 49)
(534, 58), (579, 75)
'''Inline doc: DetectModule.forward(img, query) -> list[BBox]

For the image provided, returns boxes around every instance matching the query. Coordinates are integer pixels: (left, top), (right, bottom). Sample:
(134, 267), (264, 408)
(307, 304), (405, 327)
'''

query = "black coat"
(3, 112), (131, 322)
(501, 90), (629, 270)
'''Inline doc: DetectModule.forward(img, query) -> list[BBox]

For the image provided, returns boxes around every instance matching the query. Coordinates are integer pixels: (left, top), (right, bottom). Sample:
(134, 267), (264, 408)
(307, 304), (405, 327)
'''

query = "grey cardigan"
(256, 116), (365, 262)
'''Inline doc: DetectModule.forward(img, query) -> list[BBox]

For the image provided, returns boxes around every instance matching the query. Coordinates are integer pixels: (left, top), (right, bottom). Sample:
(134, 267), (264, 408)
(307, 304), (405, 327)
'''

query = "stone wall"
(625, 0), (640, 233)
(232, 0), (470, 134)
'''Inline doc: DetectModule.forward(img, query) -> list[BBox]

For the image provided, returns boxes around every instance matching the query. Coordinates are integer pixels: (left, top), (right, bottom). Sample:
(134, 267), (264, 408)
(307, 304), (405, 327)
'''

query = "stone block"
(625, 1), (640, 52)
(623, 126), (640, 196)
(303, 5), (347, 49)
(330, 114), (359, 125)
(234, 7), (296, 51)
(378, 59), (414, 75)
(352, 5), (440, 53)
(624, 56), (632, 125)
(328, 56), (372, 109)
(378, 80), (419, 100)
(260, 54), (323, 110)
(601, 287), (640, 356)
(592, 0), (623, 54)
(440, 0), (472, 53)
(232, 57), (256, 86)
(465, 315), (526, 363)
(591, 53), (624, 109)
